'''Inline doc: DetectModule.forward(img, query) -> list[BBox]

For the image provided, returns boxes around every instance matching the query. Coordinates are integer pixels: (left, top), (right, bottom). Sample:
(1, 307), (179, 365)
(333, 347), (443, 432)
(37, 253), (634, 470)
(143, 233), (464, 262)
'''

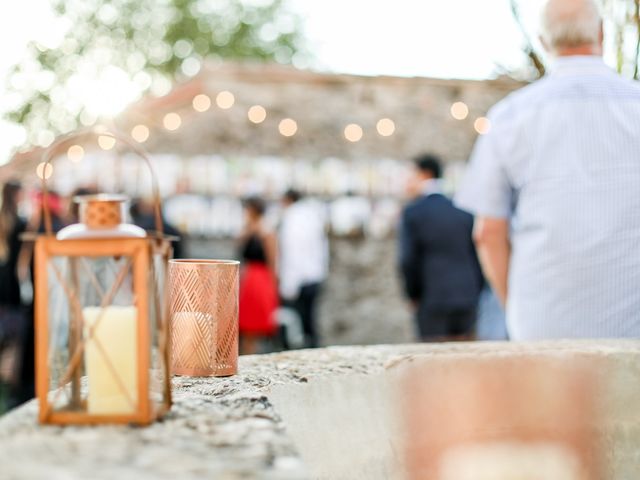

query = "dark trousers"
(13, 306), (34, 407)
(417, 306), (477, 341)
(294, 283), (322, 348)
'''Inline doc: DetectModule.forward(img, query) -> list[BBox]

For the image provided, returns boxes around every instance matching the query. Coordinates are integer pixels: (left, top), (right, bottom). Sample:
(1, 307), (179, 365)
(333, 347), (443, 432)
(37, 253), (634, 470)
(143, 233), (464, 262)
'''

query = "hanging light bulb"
(36, 162), (54, 180)
(248, 105), (267, 124)
(474, 117), (491, 135)
(67, 145), (85, 163)
(131, 125), (150, 143)
(216, 91), (235, 109)
(98, 135), (116, 150)
(450, 102), (469, 120)
(344, 124), (363, 142)
(279, 118), (298, 137)
(192, 94), (211, 112)
(376, 118), (395, 137)
(163, 113), (182, 131)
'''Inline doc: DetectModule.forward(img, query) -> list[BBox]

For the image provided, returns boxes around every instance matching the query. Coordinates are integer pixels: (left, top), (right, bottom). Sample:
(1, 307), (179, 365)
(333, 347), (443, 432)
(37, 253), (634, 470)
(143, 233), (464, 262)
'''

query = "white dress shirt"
(456, 56), (640, 340)
(421, 178), (444, 197)
(279, 200), (329, 300)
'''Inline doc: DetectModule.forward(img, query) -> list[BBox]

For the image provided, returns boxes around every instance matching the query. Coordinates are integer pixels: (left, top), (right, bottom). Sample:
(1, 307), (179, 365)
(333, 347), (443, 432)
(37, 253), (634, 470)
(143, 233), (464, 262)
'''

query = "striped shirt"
(456, 56), (640, 340)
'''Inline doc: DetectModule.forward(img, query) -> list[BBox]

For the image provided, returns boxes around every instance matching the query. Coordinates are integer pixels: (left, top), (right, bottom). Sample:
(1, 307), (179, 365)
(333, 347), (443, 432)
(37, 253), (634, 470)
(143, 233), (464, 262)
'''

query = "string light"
(216, 91), (235, 109)
(376, 118), (395, 137)
(67, 145), (84, 163)
(474, 117), (491, 135)
(279, 118), (297, 137)
(248, 105), (267, 124)
(163, 112), (182, 131)
(75, 92), (483, 148)
(36, 162), (53, 180)
(450, 102), (469, 120)
(98, 135), (116, 150)
(131, 124), (150, 143)
(192, 94), (211, 112)
(344, 123), (363, 142)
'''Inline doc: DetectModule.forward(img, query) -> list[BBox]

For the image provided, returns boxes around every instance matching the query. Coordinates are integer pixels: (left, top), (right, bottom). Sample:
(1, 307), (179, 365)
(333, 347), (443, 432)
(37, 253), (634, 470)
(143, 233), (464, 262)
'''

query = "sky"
(289, 0), (546, 80)
(0, 0), (547, 164)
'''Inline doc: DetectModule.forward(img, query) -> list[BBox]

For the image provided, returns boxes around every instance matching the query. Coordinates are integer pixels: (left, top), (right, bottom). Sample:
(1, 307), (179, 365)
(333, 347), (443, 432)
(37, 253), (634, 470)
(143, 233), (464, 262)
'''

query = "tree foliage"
(509, 0), (546, 78)
(6, 0), (305, 147)
(602, 0), (640, 77)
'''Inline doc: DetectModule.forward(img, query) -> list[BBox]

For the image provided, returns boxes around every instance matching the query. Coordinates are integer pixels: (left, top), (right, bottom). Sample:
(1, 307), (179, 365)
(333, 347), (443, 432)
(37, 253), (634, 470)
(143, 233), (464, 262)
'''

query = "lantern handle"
(40, 127), (164, 237)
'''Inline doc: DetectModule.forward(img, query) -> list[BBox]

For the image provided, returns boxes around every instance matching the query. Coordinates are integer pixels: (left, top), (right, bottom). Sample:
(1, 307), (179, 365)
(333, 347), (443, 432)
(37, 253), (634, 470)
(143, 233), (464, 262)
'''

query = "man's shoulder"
(488, 78), (554, 121)
(403, 196), (427, 217)
(490, 70), (640, 121)
(404, 194), (451, 216)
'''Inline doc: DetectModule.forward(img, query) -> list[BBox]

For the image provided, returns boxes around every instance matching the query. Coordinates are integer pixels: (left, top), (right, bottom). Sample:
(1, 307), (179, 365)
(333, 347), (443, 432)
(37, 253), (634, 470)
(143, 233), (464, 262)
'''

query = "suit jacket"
(399, 193), (483, 314)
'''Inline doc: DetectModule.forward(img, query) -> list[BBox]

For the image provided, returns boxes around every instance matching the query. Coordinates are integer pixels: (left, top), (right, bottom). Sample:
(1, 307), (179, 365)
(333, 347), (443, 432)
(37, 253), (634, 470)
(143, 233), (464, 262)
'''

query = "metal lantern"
(34, 130), (172, 425)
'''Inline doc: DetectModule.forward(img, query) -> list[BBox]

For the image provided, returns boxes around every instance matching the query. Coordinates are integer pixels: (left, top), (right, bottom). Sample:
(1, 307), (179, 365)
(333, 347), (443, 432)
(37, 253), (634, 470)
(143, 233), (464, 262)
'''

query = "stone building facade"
(2, 62), (522, 181)
(130, 62), (522, 164)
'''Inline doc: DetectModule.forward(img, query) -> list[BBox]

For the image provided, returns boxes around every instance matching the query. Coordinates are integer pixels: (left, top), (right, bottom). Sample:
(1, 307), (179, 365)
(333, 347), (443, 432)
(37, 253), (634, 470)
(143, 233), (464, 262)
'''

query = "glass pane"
(46, 256), (73, 410)
(46, 255), (137, 416)
(148, 251), (168, 411)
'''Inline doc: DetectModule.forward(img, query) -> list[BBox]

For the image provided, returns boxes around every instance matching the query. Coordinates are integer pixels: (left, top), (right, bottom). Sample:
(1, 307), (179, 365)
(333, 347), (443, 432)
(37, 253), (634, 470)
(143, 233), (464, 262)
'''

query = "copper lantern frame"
(34, 129), (173, 425)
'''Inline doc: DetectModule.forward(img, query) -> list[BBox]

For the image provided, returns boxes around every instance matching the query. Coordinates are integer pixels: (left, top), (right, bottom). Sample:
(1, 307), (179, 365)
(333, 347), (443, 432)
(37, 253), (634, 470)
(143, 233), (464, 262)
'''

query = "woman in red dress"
(238, 197), (278, 354)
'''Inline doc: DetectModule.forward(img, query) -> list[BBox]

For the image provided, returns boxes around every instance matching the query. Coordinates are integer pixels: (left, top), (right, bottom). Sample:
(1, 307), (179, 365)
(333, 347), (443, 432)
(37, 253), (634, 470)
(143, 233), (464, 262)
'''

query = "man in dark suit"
(399, 154), (483, 341)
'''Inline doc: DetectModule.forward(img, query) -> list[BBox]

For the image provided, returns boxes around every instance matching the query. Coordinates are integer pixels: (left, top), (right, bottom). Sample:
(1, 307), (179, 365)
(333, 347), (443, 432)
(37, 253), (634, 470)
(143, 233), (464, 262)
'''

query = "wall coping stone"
(1, 340), (638, 479)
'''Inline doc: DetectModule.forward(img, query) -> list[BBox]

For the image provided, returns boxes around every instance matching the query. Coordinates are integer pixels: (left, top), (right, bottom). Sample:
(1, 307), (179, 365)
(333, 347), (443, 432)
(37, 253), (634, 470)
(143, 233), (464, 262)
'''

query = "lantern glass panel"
(148, 251), (169, 411)
(46, 254), (139, 416)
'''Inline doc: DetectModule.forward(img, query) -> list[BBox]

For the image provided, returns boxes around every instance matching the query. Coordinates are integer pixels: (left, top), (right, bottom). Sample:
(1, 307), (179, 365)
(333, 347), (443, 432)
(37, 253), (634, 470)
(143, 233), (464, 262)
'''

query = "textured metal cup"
(169, 259), (239, 377)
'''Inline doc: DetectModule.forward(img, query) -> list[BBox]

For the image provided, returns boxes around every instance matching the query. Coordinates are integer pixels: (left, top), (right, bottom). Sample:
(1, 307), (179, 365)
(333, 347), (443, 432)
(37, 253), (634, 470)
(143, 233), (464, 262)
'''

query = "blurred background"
(2, 0), (640, 409)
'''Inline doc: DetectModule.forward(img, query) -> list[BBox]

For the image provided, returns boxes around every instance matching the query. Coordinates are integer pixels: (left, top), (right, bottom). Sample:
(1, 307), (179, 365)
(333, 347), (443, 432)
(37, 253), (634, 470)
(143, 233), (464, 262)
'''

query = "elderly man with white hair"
(456, 0), (640, 340)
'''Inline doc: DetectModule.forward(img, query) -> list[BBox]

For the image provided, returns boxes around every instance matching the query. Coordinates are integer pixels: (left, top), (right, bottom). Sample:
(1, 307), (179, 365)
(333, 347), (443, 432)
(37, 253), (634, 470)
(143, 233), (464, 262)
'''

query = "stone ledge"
(1, 340), (639, 479)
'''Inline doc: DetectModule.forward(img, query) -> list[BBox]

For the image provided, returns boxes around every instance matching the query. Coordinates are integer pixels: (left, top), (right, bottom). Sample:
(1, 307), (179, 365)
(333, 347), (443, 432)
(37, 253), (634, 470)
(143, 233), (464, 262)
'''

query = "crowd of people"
(237, 190), (329, 354)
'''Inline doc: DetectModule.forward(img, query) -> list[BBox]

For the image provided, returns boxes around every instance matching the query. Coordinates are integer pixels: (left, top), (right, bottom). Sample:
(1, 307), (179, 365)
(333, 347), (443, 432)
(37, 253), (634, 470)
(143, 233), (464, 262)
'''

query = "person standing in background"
(456, 0), (640, 340)
(0, 181), (27, 408)
(130, 197), (183, 259)
(399, 154), (484, 341)
(279, 189), (329, 348)
(238, 197), (279, 354)
(12, 188), (67, 407)
(0, 182), (26, 313)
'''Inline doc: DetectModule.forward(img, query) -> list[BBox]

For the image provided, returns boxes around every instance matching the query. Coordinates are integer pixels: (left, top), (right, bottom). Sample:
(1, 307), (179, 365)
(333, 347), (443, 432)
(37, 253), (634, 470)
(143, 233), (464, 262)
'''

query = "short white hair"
(541, 0), (602, 51)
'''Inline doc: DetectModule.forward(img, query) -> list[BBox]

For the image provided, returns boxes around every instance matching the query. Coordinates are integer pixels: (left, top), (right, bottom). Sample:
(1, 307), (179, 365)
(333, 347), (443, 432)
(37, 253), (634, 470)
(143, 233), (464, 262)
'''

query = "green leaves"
(5, 0), (305, 150)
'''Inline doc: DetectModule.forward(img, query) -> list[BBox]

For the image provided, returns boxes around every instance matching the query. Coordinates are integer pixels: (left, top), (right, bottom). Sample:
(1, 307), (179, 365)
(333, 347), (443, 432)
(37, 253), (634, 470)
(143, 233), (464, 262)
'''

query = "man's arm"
(473, 217), (510, 307)
(399, 210), (422, 302)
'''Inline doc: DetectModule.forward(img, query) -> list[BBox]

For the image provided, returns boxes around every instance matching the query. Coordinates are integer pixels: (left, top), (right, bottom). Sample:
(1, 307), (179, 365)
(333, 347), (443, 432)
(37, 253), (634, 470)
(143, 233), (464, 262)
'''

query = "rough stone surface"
(0, 345), (429, 480)
(2, 341), (639, 479)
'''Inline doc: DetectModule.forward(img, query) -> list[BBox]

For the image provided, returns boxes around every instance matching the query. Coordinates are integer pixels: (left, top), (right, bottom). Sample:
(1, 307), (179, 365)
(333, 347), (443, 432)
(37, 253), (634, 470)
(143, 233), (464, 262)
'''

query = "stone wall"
(2, 341), (640, 479)
(317, 237), (415, 345)
(2, 63), (522, 181)
(138, 63), (521, 163)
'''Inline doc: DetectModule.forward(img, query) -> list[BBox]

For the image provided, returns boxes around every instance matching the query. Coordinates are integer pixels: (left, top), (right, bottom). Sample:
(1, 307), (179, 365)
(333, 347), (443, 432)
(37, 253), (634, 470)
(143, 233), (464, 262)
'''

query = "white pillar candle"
(83, 306), (138, 414)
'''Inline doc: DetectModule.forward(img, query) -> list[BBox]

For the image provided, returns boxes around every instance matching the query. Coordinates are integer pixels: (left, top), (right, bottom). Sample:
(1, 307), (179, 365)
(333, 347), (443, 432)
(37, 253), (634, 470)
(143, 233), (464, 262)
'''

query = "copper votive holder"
(399, 355), (603, 480)
(169, 259), (239, 377)
(77, 194), (127, 229)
